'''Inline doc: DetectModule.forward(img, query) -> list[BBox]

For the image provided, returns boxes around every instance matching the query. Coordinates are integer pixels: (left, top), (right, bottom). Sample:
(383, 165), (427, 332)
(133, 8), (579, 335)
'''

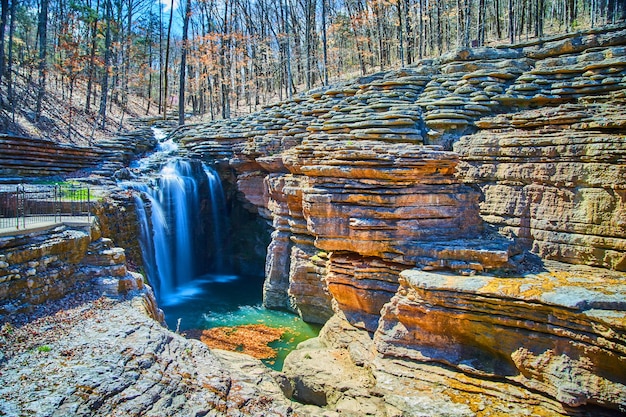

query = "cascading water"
(120, 129), (226, 304)
(203, 166), (226, 272)
(123, 142), (227, 304)
(121, 127), (319, 370)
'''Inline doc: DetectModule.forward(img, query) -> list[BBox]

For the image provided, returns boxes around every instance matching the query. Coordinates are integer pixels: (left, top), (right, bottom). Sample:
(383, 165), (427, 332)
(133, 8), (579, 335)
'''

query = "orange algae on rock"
(187, 325), (286, 360)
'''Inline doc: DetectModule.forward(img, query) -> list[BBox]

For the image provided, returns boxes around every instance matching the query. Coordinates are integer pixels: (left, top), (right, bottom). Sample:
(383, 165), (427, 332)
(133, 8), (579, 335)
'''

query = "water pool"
(159, 273), (320, 370)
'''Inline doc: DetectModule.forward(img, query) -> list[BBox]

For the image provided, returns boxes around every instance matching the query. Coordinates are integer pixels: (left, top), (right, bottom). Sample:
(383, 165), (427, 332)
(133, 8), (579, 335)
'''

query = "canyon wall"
(174, 25), (626, 415)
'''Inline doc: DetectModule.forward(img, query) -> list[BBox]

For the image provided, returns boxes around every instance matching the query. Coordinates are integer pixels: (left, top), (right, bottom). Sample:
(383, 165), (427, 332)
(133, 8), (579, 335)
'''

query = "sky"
(159, 0), (180, 13)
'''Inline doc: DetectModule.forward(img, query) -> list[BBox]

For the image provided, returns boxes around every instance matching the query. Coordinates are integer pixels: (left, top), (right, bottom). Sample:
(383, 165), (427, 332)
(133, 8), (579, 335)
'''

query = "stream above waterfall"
(121, 127), (319, 370)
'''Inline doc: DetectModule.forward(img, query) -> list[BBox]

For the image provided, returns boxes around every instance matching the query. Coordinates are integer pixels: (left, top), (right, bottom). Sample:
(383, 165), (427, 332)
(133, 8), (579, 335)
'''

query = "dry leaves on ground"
(187, 325), (286, 360)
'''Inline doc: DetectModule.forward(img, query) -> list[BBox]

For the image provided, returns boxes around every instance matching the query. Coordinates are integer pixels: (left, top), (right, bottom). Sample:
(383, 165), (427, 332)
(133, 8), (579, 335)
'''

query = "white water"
(131, 127), (179, 171)
(121, 128), (227, 301)
(204, 166), (226, 272)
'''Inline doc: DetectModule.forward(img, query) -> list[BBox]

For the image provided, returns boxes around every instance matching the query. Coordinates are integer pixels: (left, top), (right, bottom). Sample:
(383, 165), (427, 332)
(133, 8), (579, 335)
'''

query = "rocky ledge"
(285, 282), (625, 417)
(0, 286), (324, 417)
(376, 261), (626, 410)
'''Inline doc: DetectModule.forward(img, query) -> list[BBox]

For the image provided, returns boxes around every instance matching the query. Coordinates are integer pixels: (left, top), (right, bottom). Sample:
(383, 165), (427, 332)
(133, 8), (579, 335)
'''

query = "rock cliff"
(454, 102), (626, 270)
(172, 25), (626, 415)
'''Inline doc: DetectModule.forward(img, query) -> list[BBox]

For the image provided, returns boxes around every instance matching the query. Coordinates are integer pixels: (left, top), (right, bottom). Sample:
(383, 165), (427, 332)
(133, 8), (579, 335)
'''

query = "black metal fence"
(0, 184), (92, 231)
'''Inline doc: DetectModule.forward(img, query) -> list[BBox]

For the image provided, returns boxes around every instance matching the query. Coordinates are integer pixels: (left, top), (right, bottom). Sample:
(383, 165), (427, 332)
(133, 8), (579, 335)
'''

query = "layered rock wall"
(0, 221), (147, 315)
(0, 135), (106, 181)
(455, 103), (626, 270)
(375, 265), (626, 409)
(174, 26), (626, 415)
(0, 128), (157, 182)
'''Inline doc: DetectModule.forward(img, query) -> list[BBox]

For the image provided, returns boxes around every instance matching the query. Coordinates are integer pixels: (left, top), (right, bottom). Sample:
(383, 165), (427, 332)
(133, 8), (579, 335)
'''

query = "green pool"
(159, 273), (320, 370)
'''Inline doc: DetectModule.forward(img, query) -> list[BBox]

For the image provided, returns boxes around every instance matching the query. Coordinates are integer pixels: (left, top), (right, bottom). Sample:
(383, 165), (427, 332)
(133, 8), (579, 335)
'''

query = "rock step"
(0, 226), (92, 312)
(0, 135), (107, 178)
(376, 264), (626, 410)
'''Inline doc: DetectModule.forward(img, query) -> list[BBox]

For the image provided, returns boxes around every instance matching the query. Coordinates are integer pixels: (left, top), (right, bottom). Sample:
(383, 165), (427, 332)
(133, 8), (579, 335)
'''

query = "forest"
(0, 0), (624, 131)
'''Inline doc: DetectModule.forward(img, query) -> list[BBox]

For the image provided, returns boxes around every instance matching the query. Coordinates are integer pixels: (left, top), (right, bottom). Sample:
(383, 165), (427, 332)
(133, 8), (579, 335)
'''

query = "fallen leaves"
(187, 325), (286, 360)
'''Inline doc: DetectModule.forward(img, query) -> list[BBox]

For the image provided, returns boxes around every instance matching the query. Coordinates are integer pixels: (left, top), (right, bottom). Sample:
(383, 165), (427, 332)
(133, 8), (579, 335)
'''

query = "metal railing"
(0, 184), (92, 231)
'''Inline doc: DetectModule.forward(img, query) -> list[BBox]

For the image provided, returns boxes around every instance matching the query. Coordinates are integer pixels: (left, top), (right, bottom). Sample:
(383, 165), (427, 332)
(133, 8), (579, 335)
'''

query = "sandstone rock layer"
(376, 263), (626, 410)
(455, 103), (626, 270)
(171, 26), (626, 416)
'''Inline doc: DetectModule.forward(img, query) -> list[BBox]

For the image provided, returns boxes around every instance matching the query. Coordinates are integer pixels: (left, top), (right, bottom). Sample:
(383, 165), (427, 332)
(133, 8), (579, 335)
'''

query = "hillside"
(0, 68), (161, 146)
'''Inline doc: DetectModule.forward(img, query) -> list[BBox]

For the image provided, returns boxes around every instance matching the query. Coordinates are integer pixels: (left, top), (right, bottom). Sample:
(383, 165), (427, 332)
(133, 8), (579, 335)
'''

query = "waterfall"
(204, 165), (227, 272)
(124, 157), (227, 304)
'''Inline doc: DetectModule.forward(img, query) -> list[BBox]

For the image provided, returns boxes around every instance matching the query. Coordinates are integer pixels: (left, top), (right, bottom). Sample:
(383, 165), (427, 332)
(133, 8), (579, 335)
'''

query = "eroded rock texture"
(0, 291), (302, 417)
(376, 263), (626, 409)
(455, 103), (626, 270)
(0, 222), (147, 315)
(172, 26), (626, 416)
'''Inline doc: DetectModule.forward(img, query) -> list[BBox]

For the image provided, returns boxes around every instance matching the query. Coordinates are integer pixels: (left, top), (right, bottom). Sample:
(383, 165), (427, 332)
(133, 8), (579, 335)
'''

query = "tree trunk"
(464, 0), (472, 47)
(99, 0), (112, 129)
(321, 0), (328, 85)
(535, 0), (543, 37)
(508, 0), (515, 44)
(477, 0), (485, 45)
(220, 0), (230, 119)
(146, 17), (153, 115)
(304, 0), (313, 90)
(404, 0), (412, 64)
(494, 0), (502, 39)
(285, 0), (293, 98)
(398, 0), (404, 67)
(158, 4), (163, 114)
(457, 0), (463, 47)
(35, 0), (49, 123)
(7, 0), (16, 120)
(179, 0), (191, 125)
(418, 0), (424, 58)
(374, 1), (384, 70)
(163, 0), (174, 120)
(85, 0), (100, 112)
(0, 0), (8, 84)
(122, 0), (133, 108)
(436, 0), (443, 54)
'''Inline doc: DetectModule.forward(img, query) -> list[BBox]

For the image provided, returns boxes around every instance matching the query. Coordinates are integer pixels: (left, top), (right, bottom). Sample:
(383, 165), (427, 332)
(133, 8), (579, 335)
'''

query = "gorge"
(1, 25), (626, 416)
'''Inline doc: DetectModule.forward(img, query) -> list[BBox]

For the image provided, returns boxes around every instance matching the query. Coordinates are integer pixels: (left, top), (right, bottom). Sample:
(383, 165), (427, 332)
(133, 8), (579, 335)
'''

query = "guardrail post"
(87, 187), (91, 222)
(17, 184), (25, 229)
(15, 185), (20, 229)
(54, 185), (58, 223)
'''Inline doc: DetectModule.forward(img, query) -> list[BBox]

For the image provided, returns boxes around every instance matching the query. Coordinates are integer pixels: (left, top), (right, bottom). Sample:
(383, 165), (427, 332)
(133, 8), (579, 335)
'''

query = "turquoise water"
(160, 273), (320, 370)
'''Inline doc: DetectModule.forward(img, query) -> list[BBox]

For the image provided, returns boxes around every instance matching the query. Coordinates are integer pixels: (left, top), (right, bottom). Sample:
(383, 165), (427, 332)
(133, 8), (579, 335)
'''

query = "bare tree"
(163, 0), (174, 119)
(99, 0), (113, 128)
(179, 0), (192, 125)
(35, 0), (49, 122)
